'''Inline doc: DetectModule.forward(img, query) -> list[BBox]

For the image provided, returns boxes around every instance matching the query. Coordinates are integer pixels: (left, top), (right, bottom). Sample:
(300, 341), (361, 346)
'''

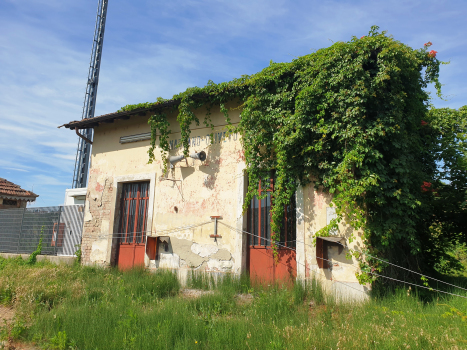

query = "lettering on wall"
(168, 132), (238, 150)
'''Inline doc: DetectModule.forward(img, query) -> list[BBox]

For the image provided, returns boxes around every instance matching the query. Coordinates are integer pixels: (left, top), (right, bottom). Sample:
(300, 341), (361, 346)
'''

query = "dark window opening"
(316, 236), (345, 269)
(119, 182), (150, 244)
(249, 178), (296, 248)
(3, 199), (17, 206)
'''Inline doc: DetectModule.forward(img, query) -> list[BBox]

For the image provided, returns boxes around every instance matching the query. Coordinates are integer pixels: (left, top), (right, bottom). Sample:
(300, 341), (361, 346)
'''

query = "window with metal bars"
(118, 182), (149, 244)
(249, 178), (296, 248)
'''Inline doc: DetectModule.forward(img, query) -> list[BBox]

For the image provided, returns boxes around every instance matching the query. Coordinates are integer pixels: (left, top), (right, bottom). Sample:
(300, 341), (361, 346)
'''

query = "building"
(64, 188), (87, 206)
(61, 100), (369, 299)
(0, 178), (38, 209)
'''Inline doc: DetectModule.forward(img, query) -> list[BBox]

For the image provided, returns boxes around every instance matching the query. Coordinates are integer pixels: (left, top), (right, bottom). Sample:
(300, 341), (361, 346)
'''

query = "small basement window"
(316, 236), (345, 269)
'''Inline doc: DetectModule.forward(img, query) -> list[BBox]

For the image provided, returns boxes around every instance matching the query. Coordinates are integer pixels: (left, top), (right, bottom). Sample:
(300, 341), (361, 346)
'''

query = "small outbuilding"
(0, 178), (38, 209)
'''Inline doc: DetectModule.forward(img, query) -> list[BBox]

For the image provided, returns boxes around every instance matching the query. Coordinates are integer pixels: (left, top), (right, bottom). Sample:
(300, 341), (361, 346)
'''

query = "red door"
(248, 178), (296, 284)
(117, 182), (149, 270)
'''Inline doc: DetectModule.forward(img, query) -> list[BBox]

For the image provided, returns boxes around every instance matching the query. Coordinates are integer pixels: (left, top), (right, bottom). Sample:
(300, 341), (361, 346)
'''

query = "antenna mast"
(72, 0), (109, 188)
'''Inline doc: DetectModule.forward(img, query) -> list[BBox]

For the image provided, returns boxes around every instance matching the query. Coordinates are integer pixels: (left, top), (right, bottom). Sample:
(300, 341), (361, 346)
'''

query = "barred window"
(249, 178), (296, 249)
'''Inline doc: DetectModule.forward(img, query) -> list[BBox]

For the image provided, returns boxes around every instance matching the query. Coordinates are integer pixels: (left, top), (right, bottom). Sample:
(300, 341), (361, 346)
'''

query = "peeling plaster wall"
(301, 182), (370, 300)
(81, 103), (245, 275)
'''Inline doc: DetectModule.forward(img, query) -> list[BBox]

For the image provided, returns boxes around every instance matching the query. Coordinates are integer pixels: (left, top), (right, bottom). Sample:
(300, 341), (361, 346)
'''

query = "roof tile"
(0, 178), (38, 200)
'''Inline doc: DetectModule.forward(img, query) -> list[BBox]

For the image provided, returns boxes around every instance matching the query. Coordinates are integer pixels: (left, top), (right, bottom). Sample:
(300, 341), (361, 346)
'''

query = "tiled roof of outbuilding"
(0, 178), (38, 201)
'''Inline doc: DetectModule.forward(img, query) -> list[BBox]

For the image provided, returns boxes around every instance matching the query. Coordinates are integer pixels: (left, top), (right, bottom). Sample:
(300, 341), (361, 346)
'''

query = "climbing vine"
(120, 27), (455, 283)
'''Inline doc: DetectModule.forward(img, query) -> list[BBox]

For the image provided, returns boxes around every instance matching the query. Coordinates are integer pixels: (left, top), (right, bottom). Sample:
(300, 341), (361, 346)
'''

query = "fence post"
(16, 208), (26, 253)
(53, 206), (63, 256)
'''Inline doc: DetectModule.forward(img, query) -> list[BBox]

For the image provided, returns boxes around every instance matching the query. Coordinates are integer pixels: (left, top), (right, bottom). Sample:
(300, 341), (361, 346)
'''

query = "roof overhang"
(59, 99), (182, 130)
(58, 90), (235, 130)
(1, 194), (38, 202)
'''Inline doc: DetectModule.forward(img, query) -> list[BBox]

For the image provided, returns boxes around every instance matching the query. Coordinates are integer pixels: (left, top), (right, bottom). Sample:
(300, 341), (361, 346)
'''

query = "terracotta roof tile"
(0, 178), (38, 201)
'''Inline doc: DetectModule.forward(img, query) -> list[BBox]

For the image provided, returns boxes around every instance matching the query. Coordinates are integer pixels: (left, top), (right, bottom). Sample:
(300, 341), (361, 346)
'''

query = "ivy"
(121, 26), (461, 283)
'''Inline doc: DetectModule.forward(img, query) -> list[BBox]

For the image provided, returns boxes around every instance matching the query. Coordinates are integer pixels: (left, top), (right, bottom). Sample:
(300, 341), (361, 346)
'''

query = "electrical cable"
(331, 240), (467, 293)
(218, 222), (369, 297)
(218, 222), (467, 300)
(220, 220), (467, 294)
(81, 221), (212, 240)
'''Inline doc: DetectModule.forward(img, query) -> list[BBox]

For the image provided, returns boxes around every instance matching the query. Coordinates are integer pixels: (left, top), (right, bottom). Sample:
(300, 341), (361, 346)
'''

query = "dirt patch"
(0, 306), (39, 350)
(181, 289), (214, 299)
(236, 293), (254, 305)
(1, 341), (39, 350)
(0, 305), (15, 324)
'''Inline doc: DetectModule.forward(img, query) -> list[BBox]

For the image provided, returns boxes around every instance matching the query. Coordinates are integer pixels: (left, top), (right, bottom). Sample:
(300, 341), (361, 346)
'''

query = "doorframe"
(245, 177), (300, 280)
(109, 172), (156, 266)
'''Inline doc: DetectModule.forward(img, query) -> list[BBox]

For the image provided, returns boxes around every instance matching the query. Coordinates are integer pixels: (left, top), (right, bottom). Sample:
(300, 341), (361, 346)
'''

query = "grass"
(1, 256), (467, 349)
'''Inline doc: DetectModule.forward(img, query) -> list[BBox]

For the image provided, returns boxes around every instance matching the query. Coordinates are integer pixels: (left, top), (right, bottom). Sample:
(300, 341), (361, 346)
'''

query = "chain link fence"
(0, 205), (84, 256)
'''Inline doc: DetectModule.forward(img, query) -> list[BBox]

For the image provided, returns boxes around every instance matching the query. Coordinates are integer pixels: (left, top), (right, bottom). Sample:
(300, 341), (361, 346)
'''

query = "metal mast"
(72, 0), (109, 188)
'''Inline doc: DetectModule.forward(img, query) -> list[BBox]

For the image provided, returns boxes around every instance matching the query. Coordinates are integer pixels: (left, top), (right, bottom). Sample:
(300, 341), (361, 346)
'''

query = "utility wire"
(76, 217), (467, 298)
(331, 240), (467, 293)
(218, 222), (369, 297)
(220, 220), (467, 294)
(218, 222), (467, 300)
(81, 221), (212, 240)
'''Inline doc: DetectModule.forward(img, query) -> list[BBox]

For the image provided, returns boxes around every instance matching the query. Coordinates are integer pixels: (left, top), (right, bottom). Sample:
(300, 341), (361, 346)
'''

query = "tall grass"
(1, 256), (467, 349)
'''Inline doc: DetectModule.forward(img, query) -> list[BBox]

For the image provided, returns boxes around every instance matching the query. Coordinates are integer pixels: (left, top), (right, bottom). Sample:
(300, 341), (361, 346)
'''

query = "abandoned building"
(62, 100), (368, 299)
(0, 178), (38, 209)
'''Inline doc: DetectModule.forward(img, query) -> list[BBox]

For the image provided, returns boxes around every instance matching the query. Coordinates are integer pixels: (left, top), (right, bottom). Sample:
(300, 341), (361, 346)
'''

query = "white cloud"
(2, 167), (29, 173)
(53, 154), (76, 161)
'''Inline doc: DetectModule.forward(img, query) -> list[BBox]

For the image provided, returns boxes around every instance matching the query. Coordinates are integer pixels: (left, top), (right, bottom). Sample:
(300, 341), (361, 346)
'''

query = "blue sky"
(0, 0), (466, 207)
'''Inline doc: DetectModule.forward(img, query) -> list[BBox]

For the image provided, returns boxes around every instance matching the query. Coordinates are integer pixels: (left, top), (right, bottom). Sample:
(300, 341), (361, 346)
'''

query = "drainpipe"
(75, 128), (93, 144)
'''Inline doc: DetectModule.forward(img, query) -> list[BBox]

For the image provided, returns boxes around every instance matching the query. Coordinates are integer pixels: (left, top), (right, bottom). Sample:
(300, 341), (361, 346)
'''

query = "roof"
(60, 99), (183, 130)
(59, 91), (222, 130)
(0, 178), (39, 201)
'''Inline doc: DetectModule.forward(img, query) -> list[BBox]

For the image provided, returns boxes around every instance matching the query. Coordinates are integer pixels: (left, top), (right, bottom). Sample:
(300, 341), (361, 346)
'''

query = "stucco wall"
(81, 104), (246, 275)
(300, 183), (370, 300)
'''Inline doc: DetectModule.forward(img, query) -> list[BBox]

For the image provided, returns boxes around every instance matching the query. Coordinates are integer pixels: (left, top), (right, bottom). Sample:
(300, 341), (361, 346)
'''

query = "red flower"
(424, 41), (433, 47)
(361, 36), (365, 39)
(428, 50), (437, 58)
(421, 181), (432, 192)
(421, 120), (428, 126)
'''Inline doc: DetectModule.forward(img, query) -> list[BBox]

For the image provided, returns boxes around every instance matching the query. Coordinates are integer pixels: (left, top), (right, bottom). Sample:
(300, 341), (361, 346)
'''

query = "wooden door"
(248, 178), (296, 284)
(117, 182), (149, 270)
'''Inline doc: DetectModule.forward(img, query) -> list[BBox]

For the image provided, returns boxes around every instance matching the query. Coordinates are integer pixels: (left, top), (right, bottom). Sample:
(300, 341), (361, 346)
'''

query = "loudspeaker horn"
(189, 151), (206, 162)
(168, 155), (185, 168)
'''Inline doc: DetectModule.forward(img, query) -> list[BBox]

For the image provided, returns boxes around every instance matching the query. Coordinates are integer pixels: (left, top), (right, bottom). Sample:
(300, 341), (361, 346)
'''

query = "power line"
(81, 221), (212, 240)
(332, 240), (467, 293)
(218, 222), (369, 297)
(221, 219), (467, 294)
(218, 222), (467, 300)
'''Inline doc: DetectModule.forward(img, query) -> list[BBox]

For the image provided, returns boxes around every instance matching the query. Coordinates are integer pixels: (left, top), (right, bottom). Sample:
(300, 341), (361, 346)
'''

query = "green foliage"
(46, 331), (77, 350)
(117, 98), (169, 113)
(426, 106), (467, 242)
(27, 230), (43, 265)
(73, 244), (82, 266)
(123, 27), (462, 280)
(0, 319), (27, 346)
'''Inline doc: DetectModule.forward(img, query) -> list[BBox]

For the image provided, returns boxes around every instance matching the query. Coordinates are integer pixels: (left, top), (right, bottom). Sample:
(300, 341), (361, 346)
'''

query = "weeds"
(1, 257), (467, 349)
(26, 227), (43, 265)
